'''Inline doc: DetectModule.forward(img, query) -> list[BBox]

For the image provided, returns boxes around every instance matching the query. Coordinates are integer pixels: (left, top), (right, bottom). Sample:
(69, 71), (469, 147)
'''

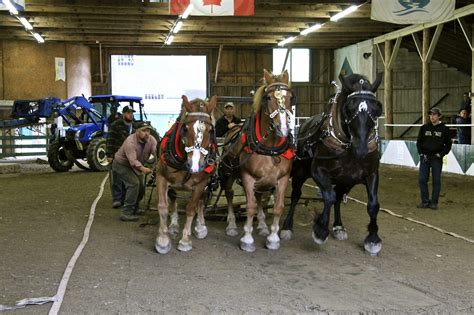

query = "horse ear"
(339, 73), (352, 92)
(207, 95), (217, 113)
(282, 69), (289, 84)
(371, 72), (383, 92)
(263, 69), (273, 85)
(182, 95), (192, 112)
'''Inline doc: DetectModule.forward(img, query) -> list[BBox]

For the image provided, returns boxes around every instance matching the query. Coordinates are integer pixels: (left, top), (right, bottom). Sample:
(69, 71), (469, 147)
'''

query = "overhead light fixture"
(300, 23), (322, 36)
(32, 32), (44, 43)
(182, 4), (193, 19)
(165, 35), (174, 45)
(3, 0), (18, 15)
(278, 36), (296, 47)
(330, 5), (358, 22)
(18, 17), (33, 30)
(173, 21), (183, 34)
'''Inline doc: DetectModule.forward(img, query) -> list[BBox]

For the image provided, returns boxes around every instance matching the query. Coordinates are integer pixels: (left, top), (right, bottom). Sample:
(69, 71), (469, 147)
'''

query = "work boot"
(135, 208), (146, 215)
(428, 203), (438, 210)
(416, 202), (430, 208)
(112, 201), (122, 208)
(120, 213), (139, 221)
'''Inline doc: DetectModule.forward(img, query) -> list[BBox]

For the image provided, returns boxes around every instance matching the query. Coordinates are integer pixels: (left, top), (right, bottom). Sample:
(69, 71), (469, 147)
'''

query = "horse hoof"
(194, 226), (208, 239)
(266, 240), (280, 250)
(177, 241), (192, 252)
(364, 242), (382, 256)
(226, 227), (239, 237)
(240, 241), (255, 252)
(155, 240), (171, 255)
(280, 230), (293, 241)
(332, 226), (348, 241)
(257, 227), (270, 237)
(168, 225), (179, 238)
(312, 231), (328, 245)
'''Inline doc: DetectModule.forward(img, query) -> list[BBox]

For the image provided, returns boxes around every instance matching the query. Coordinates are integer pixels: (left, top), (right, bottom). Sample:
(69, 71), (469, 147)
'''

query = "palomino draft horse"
(220, 69), (296, 252)
(280, 73), (384, 255)
(155, 95), (217, 254)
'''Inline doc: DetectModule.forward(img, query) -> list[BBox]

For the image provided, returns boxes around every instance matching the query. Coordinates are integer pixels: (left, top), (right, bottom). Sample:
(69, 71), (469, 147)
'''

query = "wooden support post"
(214, 45), (223, 84)
(471, 25), (473, 144)
(384, 40), (393, 140)
(422, 28), (430, 124)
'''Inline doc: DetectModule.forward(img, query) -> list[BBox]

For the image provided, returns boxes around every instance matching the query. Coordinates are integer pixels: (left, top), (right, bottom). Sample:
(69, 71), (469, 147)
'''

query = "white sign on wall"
(55, 57), (66, 82)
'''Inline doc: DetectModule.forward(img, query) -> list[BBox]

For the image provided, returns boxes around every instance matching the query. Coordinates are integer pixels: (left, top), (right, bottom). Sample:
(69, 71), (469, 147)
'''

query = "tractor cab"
(88, 95), (146, 125)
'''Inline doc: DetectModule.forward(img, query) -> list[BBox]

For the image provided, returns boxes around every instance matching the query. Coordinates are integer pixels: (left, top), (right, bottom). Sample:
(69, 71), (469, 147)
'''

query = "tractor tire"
(47, 140), (73, 172)
(87, 138), (109, 172)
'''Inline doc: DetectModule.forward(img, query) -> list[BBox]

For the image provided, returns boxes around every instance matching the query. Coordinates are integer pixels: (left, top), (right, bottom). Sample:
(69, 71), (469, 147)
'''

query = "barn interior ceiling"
(0, 0), (472, 73)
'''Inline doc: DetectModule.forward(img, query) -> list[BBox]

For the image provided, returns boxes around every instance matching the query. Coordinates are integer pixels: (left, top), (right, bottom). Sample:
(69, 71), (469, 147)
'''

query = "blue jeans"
(418, 155), (443, 205)
(112, 161), (145, 215)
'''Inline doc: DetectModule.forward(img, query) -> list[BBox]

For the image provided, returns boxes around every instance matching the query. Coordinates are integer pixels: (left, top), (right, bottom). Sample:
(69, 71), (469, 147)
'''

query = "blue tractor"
(47, 95), (156, 172)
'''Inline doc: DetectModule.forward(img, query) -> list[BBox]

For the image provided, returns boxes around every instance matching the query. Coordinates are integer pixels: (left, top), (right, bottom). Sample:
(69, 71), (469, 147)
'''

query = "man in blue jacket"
(416, 107), (452, 210)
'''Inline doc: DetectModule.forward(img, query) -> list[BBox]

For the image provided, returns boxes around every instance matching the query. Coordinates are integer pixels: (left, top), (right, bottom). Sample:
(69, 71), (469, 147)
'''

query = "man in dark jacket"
(106, 106), (135, 208)
(455, 109), (471, 144)
(215, 102), (241, 137)
(416, 107), (452, 210)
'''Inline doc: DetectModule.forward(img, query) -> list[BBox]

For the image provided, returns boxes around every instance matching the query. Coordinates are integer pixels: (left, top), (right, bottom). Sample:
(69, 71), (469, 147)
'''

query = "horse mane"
(253, 72), (291, 112)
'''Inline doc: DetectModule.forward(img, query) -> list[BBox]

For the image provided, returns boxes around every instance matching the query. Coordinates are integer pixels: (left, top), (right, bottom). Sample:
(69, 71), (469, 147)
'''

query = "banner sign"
(0, 0), (25, 11)
(170, 0), (254, 16)
(371, 0), (454, 24)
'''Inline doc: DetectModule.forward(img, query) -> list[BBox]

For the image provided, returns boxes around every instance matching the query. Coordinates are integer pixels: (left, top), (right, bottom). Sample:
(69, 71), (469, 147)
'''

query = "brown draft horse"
(220, 69), (295, 252)
(155, 95), (217, 254)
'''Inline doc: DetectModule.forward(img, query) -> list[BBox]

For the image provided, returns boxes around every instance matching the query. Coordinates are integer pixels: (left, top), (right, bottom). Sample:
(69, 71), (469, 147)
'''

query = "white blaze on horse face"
(190, 120), (205, 173)
(274, 89), (288, 136)
(359, 101), (368, 112)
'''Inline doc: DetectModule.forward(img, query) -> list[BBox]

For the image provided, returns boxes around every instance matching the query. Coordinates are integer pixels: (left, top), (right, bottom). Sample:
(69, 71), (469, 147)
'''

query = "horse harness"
(240, 82), (296, 160)
(301, 86), (379, 160)
(160, 111), (217, 173)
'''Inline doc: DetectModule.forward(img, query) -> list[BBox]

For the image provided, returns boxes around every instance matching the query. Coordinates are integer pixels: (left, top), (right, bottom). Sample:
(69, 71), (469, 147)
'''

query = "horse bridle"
(343, 90), (379, 125)
(324, 86), (380, 150)
(263, 83), (295, 132)
(182, 112), (214, 160)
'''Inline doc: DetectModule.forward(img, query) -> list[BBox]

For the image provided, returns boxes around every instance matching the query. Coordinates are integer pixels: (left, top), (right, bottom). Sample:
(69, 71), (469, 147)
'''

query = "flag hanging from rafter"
(371, 0), (454, 24)
(0, 0), (25, 11)
(170, 0), (254, 16)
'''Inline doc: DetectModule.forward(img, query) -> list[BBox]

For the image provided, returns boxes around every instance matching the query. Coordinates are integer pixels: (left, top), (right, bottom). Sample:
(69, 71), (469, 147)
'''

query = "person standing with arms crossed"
(416, 107), (452, 210)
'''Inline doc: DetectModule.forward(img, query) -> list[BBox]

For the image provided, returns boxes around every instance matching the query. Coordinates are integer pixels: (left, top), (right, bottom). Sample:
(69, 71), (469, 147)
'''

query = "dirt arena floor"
(0, 160), (473, 314)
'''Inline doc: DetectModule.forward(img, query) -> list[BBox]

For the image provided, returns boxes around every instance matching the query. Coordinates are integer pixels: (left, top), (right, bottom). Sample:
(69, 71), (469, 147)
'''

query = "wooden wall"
(376, 47), (470, 139)
(0, 40), (91, 100)
(90, 46), (334, 120)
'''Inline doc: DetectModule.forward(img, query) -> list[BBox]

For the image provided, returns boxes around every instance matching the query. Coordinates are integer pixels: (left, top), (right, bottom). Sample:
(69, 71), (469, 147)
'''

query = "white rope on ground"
(303, 183), (474, 244)
(0, 174), (109, 312)
(48, 174), (109, 315)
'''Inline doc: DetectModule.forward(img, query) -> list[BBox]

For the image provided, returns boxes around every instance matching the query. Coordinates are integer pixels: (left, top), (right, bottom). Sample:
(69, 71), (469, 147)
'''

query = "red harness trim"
(160, 122), (217, 172)
(241, 112), (295, 160)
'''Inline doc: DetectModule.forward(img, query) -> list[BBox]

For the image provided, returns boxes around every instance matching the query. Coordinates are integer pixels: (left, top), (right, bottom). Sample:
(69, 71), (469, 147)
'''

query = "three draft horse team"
(153, 69), (384, 256)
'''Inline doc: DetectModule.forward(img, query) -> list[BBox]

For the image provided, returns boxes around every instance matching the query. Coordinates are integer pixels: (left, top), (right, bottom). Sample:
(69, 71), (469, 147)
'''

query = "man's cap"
(122, 106), (136, 114)
(428, 107), (442, 116)
(135, 121), (152, 130)
(224, 102), (234, 108)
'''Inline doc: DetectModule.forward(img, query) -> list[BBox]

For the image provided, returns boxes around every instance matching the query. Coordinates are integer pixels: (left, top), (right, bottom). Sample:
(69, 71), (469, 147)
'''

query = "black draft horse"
(281, 73), (384, 255)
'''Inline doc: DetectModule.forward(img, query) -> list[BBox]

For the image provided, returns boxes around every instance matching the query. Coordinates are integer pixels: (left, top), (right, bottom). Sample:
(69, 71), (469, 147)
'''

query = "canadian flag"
(170, 0), (254, 16)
